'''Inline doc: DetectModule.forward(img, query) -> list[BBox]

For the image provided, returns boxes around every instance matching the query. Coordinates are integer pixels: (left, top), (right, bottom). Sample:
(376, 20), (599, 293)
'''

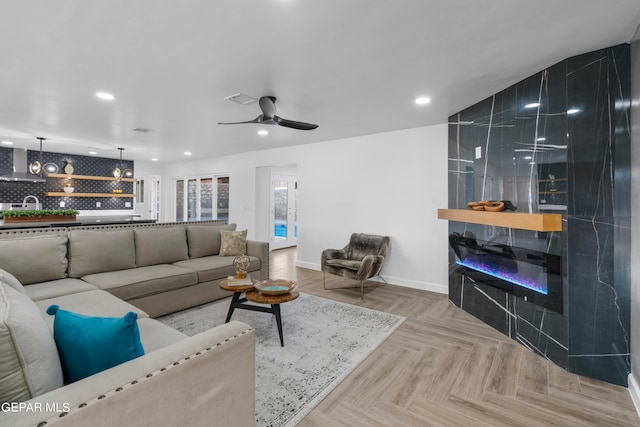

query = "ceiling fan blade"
(274, 116), (319, 130)
(259, 96), (277, 120)
(219, 96), (318, 130)
(218, 116), (263, 125)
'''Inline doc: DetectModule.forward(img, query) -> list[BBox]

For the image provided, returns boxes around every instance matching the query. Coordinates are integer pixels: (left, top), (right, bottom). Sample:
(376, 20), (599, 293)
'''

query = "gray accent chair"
(321, 233), (390, 299)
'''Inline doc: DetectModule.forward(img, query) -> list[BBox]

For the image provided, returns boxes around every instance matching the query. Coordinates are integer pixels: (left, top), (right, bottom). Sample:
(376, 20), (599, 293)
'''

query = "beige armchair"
(321, 233), (390, 299)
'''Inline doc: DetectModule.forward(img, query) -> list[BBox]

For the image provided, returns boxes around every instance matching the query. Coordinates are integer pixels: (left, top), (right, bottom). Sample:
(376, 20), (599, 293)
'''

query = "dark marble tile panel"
(447, 44), (630, 386)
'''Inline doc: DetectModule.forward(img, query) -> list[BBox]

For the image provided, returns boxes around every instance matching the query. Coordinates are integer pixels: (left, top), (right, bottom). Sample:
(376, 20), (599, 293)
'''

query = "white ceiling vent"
(133, 127), (154, 133)
(224, 93), (257, 105)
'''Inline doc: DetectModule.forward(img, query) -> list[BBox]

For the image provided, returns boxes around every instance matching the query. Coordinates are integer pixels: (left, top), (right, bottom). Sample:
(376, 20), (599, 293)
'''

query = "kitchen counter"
(0, 216), (156, 229)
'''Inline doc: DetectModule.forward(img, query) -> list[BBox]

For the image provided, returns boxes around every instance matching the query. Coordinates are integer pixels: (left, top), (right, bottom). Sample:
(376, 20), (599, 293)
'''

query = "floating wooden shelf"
(437, 208), (562, 232)
(46, 173), (135, 182)
(45, 192), (136, 198)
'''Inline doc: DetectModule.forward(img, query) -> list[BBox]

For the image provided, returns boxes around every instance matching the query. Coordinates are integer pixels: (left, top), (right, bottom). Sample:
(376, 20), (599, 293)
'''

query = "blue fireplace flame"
(456, 259), (548, 295)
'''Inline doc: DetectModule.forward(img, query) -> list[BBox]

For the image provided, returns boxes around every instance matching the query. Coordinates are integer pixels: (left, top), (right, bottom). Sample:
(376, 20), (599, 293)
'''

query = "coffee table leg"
(225, 292), (240, 323)
(273, 304), (284, 347)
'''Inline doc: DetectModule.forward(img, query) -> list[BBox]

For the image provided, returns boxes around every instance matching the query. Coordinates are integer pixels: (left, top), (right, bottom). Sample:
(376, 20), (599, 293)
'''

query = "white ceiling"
(1, 1), (639, 162)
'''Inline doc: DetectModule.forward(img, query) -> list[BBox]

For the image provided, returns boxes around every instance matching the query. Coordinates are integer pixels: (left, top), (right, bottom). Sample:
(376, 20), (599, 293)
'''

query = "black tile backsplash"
(0, 148), (134, 210)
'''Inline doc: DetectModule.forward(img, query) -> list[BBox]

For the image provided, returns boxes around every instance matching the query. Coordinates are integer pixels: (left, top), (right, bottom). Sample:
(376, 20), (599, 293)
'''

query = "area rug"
(158, 292), (405, 427)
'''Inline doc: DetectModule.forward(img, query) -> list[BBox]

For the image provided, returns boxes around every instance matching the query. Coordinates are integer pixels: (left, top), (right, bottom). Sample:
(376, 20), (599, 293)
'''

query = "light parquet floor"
(269, 247), (640, 427)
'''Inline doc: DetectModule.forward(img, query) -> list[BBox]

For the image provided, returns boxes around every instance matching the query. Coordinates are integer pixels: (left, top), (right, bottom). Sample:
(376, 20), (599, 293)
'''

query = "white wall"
(162, 124), (449, 294)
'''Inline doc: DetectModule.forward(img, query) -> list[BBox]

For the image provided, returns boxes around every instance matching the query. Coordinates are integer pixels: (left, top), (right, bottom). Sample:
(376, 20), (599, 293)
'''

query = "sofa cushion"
(0, 267), (27, 295)
(137, 317), (187, 353)
(174, 255), (261, 283)
(68, 229), (136, 277)
(134, 227), (189, 267)
(0, 282), (64, 402)
(219, 229), (248, 256)
(35, 289), (150, 331)
(0, 234), (68, 284)
(25, 278), (98, 301)
(186, 223), (237, 258)
(47, 305), (145, 384)
(82, 264), (198, 301)
(325, 259), (362, 271)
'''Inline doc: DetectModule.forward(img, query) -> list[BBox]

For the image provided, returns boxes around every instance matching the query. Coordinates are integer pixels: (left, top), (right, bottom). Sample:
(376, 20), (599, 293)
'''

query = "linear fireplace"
(449, 232), (562, 313)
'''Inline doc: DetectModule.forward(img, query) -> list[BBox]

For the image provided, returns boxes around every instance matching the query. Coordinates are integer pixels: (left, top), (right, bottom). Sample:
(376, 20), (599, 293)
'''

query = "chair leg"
(323, 271), (327, 290)
(360, 280), (364, 300)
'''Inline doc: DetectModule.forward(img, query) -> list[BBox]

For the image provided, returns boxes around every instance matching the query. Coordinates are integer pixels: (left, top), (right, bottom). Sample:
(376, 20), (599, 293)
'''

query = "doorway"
(270, 173), (297, 249)
(134, 175), (161, 221)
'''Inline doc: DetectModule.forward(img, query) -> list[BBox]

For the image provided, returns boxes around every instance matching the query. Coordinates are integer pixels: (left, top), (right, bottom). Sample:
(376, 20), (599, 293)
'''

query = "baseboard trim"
(295, 260), (448, 295)
(629, 373), (640, 418)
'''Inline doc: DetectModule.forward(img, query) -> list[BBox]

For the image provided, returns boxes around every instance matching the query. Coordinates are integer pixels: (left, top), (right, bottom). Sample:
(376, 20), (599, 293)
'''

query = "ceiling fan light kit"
(219, 96), (318, 131)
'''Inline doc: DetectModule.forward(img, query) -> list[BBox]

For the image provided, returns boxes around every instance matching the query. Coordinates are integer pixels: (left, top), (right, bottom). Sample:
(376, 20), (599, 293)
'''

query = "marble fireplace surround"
(445, 44), (631, 386)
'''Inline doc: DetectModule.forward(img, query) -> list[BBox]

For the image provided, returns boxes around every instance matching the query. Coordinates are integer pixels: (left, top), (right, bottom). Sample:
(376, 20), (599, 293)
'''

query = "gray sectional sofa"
(0, 221), (267, 427)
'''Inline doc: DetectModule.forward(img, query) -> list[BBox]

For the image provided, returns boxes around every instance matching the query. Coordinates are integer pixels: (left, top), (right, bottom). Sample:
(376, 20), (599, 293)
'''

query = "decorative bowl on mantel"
(254, 279), (297, 295)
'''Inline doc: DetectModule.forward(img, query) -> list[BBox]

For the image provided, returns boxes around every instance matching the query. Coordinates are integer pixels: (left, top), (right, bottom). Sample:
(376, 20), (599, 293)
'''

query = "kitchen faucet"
(22, 195), (40, 209)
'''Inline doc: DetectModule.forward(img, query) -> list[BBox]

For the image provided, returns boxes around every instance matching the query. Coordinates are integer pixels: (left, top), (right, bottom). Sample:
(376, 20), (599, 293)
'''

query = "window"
(175, 175), (229, 222)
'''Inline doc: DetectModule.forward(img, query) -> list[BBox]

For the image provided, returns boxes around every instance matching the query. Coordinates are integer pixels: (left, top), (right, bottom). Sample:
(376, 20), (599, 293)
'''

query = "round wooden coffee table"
(219, 279), (258, 323)
(219, 279), (299, 346)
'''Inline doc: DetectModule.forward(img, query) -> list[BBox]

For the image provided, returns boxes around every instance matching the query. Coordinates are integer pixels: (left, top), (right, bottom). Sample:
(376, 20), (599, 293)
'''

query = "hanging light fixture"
(28, 137), (46, 176)
(113, 147), (124, 181)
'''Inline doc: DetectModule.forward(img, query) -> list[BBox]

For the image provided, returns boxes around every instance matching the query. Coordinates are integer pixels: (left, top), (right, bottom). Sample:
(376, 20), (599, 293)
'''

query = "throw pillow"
(0, 267), (27, 295)
(46, 305), (145, 384)
(219, 229), (247, 256)
(0, 283), (64, 402)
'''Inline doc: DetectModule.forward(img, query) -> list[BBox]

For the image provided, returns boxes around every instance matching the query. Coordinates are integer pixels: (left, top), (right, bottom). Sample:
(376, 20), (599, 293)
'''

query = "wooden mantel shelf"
(437, 208), (562, 232)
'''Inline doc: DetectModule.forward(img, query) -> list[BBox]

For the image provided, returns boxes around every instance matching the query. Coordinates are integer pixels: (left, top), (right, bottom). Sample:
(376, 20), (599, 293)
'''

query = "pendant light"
(113, 147), (124, 181)
(28, 137), (46, 176)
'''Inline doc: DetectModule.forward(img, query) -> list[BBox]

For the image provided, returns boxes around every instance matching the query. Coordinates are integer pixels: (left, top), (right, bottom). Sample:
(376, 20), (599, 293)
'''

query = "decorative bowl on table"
(255, 279), (297, 295)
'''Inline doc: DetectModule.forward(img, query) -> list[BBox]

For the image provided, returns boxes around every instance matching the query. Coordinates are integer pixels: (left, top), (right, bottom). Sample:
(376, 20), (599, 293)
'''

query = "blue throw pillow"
(46, 305), (145, 384)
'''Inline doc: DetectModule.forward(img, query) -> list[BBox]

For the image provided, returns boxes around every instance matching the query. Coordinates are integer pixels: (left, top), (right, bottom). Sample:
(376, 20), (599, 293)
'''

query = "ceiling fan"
(218, 96), (318, 130)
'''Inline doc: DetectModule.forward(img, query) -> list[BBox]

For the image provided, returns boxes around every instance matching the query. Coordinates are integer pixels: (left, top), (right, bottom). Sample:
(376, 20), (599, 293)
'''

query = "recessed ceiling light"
(567, 109), (580, 114)
(536, 137), (546, 141)
(1, 140), (14, 145)
(151, 158), (159, 162)
(258, 130), (269, 136)
(415, 97), (431, 105)
(525, 103), (540, 108)
(524, 156), (533, 160)
(88, 151), (97, 155)
(96, 92), (115, 100)
(184, 151), (192, 156)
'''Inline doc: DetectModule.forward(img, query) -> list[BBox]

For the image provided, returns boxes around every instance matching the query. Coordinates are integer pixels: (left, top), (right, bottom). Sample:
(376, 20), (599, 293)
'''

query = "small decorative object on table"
(233, 253), (251, 279)
(254, 279), (297, 295)
(225, 274), (253, 286)
(63, 183), (74, 193)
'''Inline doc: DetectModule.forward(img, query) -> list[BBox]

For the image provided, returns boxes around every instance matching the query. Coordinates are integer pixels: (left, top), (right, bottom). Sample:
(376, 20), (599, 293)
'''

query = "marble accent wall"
(447, 44), (631, 386)
(628, 37), (640, 395)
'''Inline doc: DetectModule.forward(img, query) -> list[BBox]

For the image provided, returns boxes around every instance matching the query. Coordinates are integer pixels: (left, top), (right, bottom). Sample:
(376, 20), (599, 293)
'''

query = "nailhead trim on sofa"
(32, 327), (254, 426)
